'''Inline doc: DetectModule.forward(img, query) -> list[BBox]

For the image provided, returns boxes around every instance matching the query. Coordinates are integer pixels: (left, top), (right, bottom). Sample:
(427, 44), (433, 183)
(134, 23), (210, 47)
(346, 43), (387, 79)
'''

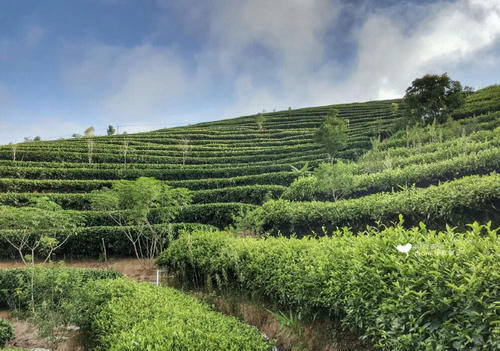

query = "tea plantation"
(0, 85), (499, 350)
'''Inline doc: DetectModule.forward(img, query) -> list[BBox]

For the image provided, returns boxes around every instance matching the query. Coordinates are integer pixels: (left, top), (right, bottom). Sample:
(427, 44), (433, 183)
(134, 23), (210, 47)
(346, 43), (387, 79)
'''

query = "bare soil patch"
(1, 310), (84, 351)
(0, 257), (156, 282)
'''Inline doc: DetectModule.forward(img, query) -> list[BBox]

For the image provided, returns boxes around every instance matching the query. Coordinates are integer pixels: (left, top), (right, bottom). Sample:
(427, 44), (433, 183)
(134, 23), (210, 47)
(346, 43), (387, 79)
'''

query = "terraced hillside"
(0, 99), (404, 255)
(0, 86), (499, 259)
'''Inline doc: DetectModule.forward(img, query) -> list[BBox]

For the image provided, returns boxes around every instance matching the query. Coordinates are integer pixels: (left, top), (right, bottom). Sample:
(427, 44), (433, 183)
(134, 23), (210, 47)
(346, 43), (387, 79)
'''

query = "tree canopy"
(314, 109), (349, 160)
(403, 73), (467, 124)
(0, 197), (79, 264)
(90, 177), (192, 259)
(107, 125), (116, 136)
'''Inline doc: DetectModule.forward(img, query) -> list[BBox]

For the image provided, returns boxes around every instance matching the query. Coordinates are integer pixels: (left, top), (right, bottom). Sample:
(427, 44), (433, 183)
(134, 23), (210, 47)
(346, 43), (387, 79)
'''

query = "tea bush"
(71, 278), (271, 351)
(157, 222), (500, 350)
(0, 319), (13, 347)
(247, 173), (500, 235)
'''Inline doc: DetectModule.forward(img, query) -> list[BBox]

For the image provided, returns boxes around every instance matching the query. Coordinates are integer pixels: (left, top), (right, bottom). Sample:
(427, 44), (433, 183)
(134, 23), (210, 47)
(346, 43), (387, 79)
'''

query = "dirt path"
(0, 257), (157, 282)
(1, 310), (84, 351)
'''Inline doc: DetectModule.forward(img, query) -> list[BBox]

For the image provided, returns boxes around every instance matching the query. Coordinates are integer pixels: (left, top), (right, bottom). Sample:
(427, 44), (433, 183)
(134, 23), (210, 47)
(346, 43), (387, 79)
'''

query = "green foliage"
(452, 85), (500, 119)
(157, 223), (500, 350)
(314, 161), (355, 201)
(90, 177), (192, 259)
(315, 109), (349, 159)
(69, 278), (271, 350)
(0, 198), (79, 264)
(0, 266), (120, 311)
(256, 113), (266, 131)
(281, 176), (319, 202)
(403, 73), (465, 124)
(0, 319), (13, 347)
(106, 125), (116, 136)
(243, 173), (500, 235)
(282, 145), (500, 201)
(0, 223), (216, 259)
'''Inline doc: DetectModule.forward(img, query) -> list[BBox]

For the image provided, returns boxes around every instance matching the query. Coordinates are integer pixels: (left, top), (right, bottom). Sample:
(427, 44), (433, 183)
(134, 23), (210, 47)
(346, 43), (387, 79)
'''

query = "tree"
(84, 126), (95, 164)
(33, 136), (41, 141)
(107, 125), (116, 136)
(0, 198), (79, 314)
(0, 197), (78, 265)
(11, 143), (17, 161)
(403, 73), (465, 124)
(256, 113), (265, 131)
(314, 161), (355, 201)
(121, 137), (130, 165)
(90, 177), (192, 260)
(314, 109), (349, 161)
(178, 138), (192, 165)
(72, 133), (82, 138)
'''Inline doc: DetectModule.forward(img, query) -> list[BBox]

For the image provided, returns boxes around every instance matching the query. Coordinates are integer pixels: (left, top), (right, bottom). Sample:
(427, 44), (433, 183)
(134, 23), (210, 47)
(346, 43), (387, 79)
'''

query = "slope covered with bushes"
(0, 87), (499, 257)
(156, 223), (500, 350)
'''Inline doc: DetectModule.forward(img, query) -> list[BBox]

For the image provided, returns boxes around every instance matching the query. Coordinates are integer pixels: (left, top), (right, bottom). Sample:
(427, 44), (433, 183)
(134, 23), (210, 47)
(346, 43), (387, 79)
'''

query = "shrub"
(0, 319), (14, 347)
(70, 278), (271, 351)
(246, 173), (500, 235)
(157, 222), (500, 350)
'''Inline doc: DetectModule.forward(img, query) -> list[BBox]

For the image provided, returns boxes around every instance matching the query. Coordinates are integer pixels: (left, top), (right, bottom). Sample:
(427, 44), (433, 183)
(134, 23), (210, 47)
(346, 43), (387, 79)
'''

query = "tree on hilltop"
(403, 73), (468, 124)
(107, 125), (116, 136)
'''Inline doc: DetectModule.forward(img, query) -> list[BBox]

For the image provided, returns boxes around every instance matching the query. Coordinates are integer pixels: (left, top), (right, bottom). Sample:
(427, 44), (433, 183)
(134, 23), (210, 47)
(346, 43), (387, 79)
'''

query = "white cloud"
(62, 44), (191, 121)
(201, 0), (500, 114)
(53, 0), (500, 133)
(349, 0), (500, 100)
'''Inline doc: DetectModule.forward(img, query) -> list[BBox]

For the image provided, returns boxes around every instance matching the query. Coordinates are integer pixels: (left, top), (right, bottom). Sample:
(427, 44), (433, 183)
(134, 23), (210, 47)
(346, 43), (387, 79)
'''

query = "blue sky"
(0, 0), (499, 144)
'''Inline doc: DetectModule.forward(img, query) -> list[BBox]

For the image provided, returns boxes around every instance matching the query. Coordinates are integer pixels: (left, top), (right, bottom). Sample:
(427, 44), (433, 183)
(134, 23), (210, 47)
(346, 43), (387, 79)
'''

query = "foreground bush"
(157, 223), (500, 350)
(71, 278), (271, 351)
(0, 267), (271, 351)
(0, 319), (13, 347)
(0, 266), (121, 310)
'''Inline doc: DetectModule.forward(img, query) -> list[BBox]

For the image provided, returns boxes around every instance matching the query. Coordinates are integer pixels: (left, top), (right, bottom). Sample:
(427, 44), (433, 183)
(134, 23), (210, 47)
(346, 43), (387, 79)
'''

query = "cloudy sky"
(0, 0), (499, 144)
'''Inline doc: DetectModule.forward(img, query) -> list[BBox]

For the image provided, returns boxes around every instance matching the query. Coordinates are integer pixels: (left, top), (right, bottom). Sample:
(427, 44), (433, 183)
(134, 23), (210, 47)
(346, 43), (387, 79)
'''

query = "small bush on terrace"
(0, 319), (14, 347)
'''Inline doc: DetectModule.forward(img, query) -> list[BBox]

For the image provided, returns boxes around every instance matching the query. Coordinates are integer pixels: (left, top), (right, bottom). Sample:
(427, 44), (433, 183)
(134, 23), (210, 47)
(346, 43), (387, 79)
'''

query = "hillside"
(0, 87), (499, 259)
(0, 86), (499, 351)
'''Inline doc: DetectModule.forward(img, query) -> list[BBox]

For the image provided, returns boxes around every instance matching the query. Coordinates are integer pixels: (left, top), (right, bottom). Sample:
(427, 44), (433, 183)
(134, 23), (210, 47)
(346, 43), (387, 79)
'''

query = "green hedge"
(0, 161), (321, 181)
(0, 147), (322, 164)
(0, 267), (121, 309)
(156, 224), (500, 350)
(0, 223), (216, 259)
(248, 173), (500, 235)
(282, 148), (500, 201)
(0, 268), (271, 350)
(0, 171), (300, 192)
(71, 278), (271, 350)
(0, 185), (287, 209)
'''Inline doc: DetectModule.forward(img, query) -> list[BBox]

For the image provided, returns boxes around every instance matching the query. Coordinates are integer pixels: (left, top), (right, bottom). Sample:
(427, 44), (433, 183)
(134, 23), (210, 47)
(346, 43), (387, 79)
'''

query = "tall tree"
(403, 73), (465, 124)
(178, 138), (192, 165)
(256, 113), (265, 131)
(90, 177), (191, 260)
(84, 126), (95, 164)
(107, 125), (116, 136)
(0, 197), (78, 265)
(314, 109), (349, 162)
